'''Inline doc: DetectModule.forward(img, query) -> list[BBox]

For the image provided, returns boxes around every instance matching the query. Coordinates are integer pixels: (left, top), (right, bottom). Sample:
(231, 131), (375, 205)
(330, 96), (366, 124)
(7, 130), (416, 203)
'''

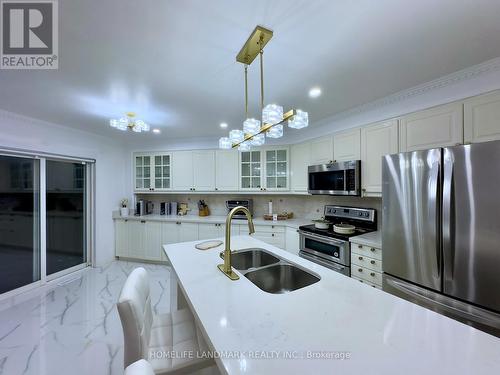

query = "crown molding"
(320, 56), (500, 125)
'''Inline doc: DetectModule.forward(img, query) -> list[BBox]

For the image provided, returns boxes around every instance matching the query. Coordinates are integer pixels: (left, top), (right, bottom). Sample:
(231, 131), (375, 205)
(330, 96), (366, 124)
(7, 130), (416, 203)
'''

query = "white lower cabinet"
(251, 225), (285, 249)
(115, 218), (296, 261)
(178, 222), (199, 242)
(198, 223), (223, 240)
(128, 220), (146, 259)
(115, 219), (129, 257)
(350, 240), (383, 289)
(285, 227), (300, 255)
(145, 221), (162, 261)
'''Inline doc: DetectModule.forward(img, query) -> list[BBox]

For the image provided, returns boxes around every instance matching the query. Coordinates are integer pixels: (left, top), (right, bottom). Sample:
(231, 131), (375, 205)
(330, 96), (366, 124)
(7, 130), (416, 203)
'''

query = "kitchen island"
(163, 236), (500, 375)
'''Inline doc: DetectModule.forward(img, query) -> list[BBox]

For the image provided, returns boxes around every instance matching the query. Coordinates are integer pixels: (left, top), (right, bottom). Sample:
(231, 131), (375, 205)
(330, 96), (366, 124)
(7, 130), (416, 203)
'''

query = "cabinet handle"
(215, 187), (218, 191)
(358, 256), (363, 260)
(370, 260), (375, 264)
(272, 233), (275, 237)
(370, 272), (375, 277)
(370, 248), (375, 252)
(176, 222), (181, 225)
(358, 245), (362, 249)
(358, 268), (363, 272)
(124, 219), (128, 222)
(141, 220), (146, 223)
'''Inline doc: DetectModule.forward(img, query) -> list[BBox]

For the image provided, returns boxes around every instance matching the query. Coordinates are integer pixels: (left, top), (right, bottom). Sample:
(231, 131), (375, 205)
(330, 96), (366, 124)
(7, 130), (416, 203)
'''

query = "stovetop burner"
(298, 224), (373, 241)
(299, 205), (377, 241)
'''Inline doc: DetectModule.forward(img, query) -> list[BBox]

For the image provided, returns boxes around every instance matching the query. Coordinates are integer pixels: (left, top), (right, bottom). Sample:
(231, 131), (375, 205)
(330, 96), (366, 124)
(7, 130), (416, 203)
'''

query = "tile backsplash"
(135, 194), (382, 229)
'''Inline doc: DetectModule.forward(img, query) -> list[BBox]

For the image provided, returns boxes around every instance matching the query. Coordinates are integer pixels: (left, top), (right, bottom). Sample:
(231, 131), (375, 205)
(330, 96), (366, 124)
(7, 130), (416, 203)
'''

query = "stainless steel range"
(298, 206), (377, 276)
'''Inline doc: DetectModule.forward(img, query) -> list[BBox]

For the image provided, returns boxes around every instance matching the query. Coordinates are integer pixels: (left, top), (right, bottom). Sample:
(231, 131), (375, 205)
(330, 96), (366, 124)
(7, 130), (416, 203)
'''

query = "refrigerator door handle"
(435, 163), (442, 279)
(443, 150), (456, 281)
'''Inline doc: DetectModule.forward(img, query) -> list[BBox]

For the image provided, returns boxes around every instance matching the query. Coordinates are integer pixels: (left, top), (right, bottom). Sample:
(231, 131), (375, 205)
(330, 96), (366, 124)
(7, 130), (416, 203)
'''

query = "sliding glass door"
(0, 152), (93, 296)
(46, 160), (87, 276)
(0, 155), (40, 294)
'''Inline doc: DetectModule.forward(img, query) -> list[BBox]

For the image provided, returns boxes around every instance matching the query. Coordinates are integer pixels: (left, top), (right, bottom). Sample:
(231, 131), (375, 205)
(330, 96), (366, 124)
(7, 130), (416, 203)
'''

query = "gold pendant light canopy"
(219, 25), (309, 150)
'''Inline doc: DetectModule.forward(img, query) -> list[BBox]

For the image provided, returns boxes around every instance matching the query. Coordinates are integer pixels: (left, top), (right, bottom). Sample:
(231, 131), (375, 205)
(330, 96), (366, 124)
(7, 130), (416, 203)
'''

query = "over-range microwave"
(308, 160), (361, 196)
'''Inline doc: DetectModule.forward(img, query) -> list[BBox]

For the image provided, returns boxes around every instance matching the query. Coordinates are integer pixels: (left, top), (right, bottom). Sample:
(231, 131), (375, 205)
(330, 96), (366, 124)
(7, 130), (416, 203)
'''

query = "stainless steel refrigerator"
(382, 141), (500, 336)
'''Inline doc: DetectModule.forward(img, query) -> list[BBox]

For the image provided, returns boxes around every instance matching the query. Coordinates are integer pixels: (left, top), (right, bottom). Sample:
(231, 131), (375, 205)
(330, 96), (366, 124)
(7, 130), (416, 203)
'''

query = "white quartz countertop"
(349, 231), (382, 248)
(113, 212), (311, 229)
(163, 236), (500, 375)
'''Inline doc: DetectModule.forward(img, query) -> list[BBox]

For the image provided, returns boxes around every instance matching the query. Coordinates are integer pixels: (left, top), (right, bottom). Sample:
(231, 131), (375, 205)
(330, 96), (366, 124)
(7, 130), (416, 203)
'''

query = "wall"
(0, 110), (128, 266)
(136, 193), (383, 229)
(127, 57), (500, 151)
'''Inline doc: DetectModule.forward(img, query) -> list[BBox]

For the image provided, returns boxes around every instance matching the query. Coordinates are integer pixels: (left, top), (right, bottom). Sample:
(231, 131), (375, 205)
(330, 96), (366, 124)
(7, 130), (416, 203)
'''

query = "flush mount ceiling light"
(219, 25), (309, 150)
(109, 112), (150, 133)
(309, 87), (322, 98)
(152, 128), (161, 134)
(220, 122), (228, 129)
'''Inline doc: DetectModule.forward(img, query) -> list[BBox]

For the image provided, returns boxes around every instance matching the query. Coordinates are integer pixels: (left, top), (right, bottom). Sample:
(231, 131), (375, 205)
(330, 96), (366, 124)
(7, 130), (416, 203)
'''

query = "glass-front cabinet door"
(240, 151), (262, 190)
(265, 148), (289, 190)
(154, 154), (171, 190)
(134, 153), (172, 192)
(134, 154), (151, 191)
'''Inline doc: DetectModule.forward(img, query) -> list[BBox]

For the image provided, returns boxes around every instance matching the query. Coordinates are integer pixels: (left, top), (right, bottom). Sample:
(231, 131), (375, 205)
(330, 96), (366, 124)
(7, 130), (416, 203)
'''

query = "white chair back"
(117, 267), (154, 368)
(125, 359), (155, 375)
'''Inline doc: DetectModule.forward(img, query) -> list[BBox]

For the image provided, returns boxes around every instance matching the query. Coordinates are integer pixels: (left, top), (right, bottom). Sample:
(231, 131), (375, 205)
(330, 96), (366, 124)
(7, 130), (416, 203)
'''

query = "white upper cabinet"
(464, 90), (500, 143)
(399, 102), (463, 151)
(134, 153), (171, 192)
(215, 150), (239, 191)
(172, 151), (194, 191)
(309, 136), (334, 165)
(264, 147), (289, 191)
(240, 150), (263, 191)
(239, 147), (289, 191)
(361, 119), (399, 196)
(290, 142), (310, 192)
(333, 128), (361, 161)
(152, 154), (171, 190)
(192, 150), (215, 191)
(134, 154), (152, 192)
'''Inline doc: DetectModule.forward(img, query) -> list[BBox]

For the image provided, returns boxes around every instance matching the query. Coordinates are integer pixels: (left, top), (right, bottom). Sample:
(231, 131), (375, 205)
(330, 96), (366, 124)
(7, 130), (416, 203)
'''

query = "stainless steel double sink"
(220, 248), (320, 294)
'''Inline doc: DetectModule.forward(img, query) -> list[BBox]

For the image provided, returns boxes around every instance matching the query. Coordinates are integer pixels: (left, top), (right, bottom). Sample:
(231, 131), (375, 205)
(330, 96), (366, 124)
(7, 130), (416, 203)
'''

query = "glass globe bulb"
(229, 129), (244, 143)
(262, 104), (283, 125)
(243, 118), (261, 134)
(288, 110), (309, 129)
(250, 133), (265, 146)
(219, 137), (232, 149)
(238, 142), (251, 151)
(266, 124), (283, 138)
(109, 119), (118, 128)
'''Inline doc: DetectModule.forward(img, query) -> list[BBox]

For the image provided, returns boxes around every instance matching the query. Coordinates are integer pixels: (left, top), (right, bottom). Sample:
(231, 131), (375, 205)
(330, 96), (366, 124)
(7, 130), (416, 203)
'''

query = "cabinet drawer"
(351, 254), (382, 272)
(351, 266), (383, 286)
(351, 276), (381, 290)
(351, 243), (382, 260)
(253, 225), (285, 233)
(251, 232), (285, 249)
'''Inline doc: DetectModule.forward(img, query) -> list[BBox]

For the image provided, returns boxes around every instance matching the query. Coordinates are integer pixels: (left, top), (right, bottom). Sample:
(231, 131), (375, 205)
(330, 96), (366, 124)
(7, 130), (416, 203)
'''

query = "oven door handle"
(300, 251), (346, 272)
(299, 230), (346, 247)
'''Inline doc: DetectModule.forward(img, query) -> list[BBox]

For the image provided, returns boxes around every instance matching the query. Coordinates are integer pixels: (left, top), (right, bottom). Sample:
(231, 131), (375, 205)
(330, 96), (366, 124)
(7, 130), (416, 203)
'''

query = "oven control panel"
(324, 205), (376, 222)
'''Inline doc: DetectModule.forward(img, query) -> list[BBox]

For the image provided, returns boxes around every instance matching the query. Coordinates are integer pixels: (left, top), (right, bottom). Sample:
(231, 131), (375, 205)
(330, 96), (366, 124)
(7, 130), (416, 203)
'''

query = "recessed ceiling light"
(220, 122), (228, 129)
(309, 87), (322, 98)
(152, 128), (161, 134)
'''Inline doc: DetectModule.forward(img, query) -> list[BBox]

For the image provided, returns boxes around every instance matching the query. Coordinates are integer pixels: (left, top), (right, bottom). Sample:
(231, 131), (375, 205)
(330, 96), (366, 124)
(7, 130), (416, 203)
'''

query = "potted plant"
(120, 198), (129, 217)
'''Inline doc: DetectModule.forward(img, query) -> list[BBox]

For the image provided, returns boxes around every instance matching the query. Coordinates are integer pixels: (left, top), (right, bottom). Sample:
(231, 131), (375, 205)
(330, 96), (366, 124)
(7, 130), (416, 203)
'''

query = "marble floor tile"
(0, 261), (172, 375)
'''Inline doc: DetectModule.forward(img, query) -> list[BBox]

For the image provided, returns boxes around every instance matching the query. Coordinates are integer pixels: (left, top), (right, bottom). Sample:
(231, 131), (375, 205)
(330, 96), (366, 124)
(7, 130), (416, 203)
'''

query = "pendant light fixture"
(219, 26), (309, 150)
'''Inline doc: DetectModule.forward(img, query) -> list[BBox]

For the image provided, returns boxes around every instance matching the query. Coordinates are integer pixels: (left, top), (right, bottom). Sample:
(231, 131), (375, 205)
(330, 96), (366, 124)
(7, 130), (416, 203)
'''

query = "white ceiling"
(1, 0), (500, 145)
